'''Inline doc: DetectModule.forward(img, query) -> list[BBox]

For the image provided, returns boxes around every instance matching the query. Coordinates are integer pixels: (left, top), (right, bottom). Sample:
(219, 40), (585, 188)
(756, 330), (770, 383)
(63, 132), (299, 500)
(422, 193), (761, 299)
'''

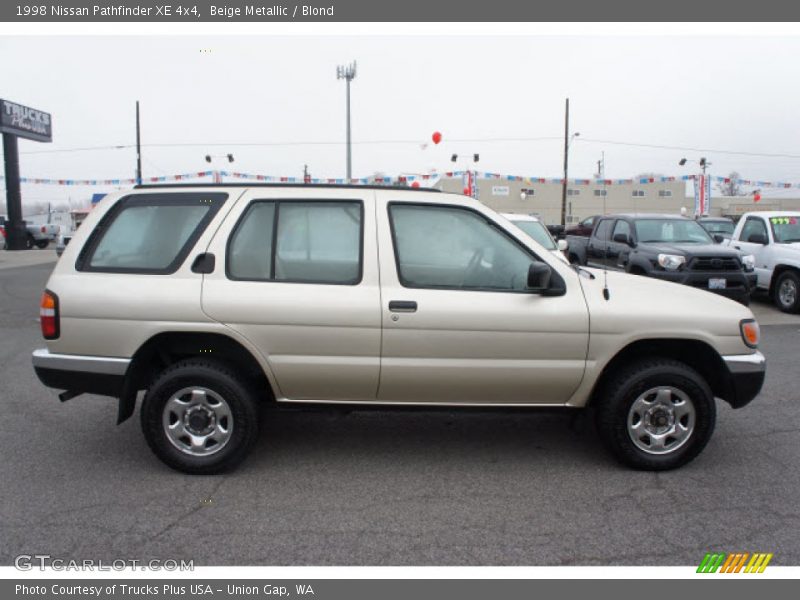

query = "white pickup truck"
(724, 211), (800, 313)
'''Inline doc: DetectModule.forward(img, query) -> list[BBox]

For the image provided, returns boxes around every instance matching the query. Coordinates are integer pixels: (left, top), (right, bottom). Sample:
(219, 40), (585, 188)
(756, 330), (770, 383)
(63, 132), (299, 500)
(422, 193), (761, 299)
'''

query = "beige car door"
(376, 197), (589, 405)
(202, 187), (381, 402)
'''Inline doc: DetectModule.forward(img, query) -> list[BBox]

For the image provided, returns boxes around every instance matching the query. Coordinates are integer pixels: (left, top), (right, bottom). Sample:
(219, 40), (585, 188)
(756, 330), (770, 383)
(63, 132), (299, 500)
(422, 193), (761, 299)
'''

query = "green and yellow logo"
(697, 552), (773, 573)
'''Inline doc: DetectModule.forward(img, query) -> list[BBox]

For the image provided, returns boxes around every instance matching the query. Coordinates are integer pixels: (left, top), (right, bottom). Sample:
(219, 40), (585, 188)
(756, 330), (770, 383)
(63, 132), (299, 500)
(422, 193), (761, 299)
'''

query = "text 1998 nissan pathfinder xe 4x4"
(32, 185), (765, 474)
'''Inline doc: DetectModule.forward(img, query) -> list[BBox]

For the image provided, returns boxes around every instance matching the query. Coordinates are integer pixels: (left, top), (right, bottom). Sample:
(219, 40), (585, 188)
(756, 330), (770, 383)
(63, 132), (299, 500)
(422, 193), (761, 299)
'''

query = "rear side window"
(227, 200), (363, 285)
(77, 193), (228, 273)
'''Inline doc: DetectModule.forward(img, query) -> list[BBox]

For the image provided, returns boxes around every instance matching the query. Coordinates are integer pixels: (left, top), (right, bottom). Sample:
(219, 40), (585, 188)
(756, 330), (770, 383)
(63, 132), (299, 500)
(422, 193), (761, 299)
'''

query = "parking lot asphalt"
(1, 255), (799, 566)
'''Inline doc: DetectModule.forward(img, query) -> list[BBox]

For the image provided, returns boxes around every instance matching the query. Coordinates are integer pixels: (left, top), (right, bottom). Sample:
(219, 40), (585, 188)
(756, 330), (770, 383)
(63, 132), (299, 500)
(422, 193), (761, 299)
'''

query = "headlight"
(741, 254), (756, 271)
(657, 254), (686, 270)
(740, 319), (760, 348)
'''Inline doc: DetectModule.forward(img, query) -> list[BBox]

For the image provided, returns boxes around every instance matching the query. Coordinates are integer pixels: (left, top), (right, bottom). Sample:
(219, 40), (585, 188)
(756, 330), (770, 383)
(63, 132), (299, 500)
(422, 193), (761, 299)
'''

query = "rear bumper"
(721, 351), (766, 409)
(32, 348), (130, 397)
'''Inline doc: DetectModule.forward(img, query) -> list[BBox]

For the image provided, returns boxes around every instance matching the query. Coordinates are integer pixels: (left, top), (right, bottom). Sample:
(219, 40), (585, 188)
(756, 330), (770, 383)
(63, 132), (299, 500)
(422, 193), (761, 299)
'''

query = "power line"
(18, 137), (564, 155)
(576, 137), (800, 160)
(17, 135), (800, 161)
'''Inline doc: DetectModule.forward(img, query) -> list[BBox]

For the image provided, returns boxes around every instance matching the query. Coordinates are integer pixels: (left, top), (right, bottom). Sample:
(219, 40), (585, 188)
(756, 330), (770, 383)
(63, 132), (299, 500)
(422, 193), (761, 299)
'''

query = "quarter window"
(228, 200), (362, 285)
(390, 204), (537, 291)
(78, 193), (227, 273)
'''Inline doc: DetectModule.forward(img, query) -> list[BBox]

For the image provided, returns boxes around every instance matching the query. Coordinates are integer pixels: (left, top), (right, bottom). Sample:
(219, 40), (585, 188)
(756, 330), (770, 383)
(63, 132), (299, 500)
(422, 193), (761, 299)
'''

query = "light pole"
(205, 153), (234, 183)
(337, 61), (357, 181)
(560, 128), (580, 227)
(451, 153), (480, 197)
(679, 157), (711, 216)
(560, 98), (581, 227)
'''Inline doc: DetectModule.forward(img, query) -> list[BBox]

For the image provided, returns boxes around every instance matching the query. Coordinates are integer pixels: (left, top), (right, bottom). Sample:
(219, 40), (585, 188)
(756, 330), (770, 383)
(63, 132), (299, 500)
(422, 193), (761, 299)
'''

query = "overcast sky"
(2, 34), (800, 207)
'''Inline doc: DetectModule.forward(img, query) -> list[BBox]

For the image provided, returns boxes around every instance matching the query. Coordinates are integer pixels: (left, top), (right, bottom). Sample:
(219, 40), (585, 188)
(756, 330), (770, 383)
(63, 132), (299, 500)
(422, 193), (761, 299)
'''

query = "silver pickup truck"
(32, 185), (765, 474)
(1, 215), (59, 249)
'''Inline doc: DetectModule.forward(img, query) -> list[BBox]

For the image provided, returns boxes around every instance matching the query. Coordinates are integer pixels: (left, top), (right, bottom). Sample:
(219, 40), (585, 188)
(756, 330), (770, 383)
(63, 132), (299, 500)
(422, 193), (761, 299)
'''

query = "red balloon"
(432, 131), (442, 145)
(411, 181), (421, 188)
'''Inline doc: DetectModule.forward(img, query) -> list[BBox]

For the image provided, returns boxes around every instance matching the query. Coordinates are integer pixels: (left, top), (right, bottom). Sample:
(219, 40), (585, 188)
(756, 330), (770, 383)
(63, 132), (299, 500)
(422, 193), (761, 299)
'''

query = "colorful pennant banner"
(3, 171), (800, 190)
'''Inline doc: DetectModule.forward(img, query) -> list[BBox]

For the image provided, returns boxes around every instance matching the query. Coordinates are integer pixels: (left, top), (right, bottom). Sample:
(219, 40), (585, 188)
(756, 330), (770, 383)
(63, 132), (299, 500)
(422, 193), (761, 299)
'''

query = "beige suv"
(32, 185), (765, 474)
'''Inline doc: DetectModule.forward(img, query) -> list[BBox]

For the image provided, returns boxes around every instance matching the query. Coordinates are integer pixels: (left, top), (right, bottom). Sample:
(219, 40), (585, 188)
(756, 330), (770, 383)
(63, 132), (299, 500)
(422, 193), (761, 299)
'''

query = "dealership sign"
(0, 99), (52, 142)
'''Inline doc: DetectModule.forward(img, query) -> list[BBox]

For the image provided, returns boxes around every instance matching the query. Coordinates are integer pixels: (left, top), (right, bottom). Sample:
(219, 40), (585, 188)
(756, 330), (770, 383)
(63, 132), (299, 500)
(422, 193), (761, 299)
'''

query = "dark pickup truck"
(566, 214), (758, 304)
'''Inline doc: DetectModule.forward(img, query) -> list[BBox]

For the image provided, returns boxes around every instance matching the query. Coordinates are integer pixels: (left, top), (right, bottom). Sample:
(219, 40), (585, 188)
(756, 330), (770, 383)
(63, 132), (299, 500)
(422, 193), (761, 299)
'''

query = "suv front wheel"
(595, 358), (716, 470)
(140, 359), (261, 474)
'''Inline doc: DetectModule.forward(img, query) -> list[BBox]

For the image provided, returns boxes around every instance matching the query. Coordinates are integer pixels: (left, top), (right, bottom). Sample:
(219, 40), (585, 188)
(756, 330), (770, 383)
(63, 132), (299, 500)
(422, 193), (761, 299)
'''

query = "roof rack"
(133, 182), (441, 192)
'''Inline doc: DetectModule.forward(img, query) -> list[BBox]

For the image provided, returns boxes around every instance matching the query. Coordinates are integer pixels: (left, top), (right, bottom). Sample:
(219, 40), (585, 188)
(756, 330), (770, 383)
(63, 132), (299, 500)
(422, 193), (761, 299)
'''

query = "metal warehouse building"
(433, 175), (800, 224)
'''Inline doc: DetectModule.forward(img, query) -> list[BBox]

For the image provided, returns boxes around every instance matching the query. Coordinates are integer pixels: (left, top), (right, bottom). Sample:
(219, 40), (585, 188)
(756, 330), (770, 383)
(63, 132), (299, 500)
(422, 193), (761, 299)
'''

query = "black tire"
(35, 239), (49, 249)
(773, 270), (800, 313)
(595, 358), (716, 471)
(140, 359), (261, 474)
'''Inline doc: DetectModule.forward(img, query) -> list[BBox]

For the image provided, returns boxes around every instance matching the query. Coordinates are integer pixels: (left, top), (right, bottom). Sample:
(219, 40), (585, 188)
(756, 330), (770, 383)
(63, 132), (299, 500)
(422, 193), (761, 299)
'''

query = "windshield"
(770, 216), (800, 243)
(634, 219), (713, 244)
(701, 220), (734, 235)
(513, 220), (557, 250)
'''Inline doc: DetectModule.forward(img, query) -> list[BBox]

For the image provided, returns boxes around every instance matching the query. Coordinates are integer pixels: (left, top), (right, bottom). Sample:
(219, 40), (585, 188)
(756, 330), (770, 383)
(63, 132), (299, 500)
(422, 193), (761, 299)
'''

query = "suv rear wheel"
(140, 359), (260, 474)
(595, 358), (716, 470)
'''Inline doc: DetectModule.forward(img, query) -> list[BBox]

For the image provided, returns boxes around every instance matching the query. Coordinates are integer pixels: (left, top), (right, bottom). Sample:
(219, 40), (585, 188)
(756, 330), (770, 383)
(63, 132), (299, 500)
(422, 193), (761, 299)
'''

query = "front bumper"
(649, 269), (757, 303)
(32, 348), (130, 397)
(721, 351), (766, 409)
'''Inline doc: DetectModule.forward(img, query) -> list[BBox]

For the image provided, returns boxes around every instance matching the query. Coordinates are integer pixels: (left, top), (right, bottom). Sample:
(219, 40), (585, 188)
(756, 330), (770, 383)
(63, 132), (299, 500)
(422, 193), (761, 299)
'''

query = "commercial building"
(433, 175), (800, 224)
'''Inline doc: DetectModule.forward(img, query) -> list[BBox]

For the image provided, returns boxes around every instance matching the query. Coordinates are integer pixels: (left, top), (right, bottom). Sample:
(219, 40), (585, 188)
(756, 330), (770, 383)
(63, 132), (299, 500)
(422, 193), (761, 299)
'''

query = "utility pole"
(560, 98), (569, 228)
(337, 61), (357, 181)
(135, 101), (142, 185)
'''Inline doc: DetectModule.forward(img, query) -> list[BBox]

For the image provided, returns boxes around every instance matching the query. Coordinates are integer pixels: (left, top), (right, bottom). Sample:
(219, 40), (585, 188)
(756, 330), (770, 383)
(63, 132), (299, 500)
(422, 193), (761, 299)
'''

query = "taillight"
(41, 225), (47, 233)
(40, 290), (59, 339)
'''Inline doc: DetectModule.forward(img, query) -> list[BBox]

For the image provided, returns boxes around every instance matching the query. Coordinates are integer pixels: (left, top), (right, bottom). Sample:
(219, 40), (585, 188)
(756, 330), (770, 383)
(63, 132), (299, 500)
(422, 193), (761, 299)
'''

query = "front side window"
(741, 217), (769, 242)
(228, 200), (362, 285)
(79, 193), (227, 273)
(390, 204), (536, 291)
(612, 219), (631, 240)
(593, 219), (614, 241)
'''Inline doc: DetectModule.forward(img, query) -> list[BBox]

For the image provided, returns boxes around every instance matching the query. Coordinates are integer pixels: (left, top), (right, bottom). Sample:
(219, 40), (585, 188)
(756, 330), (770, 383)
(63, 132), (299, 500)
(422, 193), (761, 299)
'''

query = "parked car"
(565, 215), (600, 237)
(567, 214), (757, 304)
(32, 185), (764, 474)
(723, 211), (800, 312)
(698, 216), (735, 241)
(501, 213), (569, 263)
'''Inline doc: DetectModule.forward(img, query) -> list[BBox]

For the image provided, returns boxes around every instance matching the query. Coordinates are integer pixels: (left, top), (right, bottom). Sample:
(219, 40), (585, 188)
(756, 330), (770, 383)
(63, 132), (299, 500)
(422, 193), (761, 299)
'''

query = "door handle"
(733, 245), (741, 250)
(389, 300), (417, 313)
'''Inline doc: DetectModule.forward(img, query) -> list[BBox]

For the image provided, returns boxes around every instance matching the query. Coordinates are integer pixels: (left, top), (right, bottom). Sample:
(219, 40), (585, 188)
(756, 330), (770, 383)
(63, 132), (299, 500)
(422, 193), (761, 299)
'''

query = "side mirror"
(557, 239), (568, 252)
(747, 233), (767, 245)
(527, 261), (552, 291)
(713, 233), (725, 244)
(613, 232), (634, 246)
